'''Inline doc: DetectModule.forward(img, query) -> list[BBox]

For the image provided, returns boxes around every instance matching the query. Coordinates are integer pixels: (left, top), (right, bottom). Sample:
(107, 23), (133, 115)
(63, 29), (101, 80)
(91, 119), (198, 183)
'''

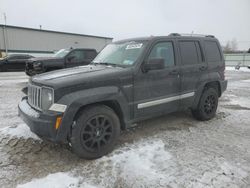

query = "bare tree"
(223, 39), (238, 53)
(230, 38), (238, 51)
(223, 41), (232, 53)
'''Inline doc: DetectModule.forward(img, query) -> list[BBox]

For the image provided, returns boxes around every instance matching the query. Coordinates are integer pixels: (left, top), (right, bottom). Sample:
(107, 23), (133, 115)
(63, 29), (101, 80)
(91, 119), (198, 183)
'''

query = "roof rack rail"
(168, 33), (215, 38)
(168, 33), (181, 37)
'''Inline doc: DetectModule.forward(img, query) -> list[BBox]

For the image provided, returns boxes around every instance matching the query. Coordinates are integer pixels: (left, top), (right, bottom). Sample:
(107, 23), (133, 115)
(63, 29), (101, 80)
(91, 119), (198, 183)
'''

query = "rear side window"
(179, 41), (200, 65)
(204, 41), (222, 62)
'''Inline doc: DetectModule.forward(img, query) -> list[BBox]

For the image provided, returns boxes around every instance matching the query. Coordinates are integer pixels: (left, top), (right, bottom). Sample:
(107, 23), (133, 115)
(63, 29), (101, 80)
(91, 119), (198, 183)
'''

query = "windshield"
(53, 49), (70, 58)
(92, 41), (147, 67)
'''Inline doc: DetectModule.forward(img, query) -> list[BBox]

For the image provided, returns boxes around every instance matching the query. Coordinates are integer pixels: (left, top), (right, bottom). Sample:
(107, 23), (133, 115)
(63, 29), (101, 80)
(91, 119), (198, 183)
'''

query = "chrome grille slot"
(28, 84), (42, 110)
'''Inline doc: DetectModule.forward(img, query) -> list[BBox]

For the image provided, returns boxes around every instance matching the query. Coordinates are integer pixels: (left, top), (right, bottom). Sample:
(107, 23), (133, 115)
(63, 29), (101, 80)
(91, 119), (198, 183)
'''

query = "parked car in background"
(19, 34), (227, 159)
(25, 48), (97, 76)
(0, 54), (34, 72)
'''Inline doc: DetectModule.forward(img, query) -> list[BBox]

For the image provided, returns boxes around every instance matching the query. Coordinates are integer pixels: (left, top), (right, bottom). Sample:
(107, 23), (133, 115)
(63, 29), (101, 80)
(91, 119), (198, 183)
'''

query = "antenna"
(191, 31), (194, 37)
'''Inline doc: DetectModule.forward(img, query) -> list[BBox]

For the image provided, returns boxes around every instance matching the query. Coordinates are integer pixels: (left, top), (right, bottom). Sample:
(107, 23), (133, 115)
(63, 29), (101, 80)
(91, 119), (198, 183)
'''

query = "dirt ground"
(0, 69), (250, 188)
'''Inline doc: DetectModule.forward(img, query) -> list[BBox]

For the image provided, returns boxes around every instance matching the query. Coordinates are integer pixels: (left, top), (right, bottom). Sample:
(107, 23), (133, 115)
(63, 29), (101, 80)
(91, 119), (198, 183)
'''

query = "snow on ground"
(0, 123), (40, 140)
(96, 140), (176, 187)
(193, 162), (248, 188)
(0, 72), (28, 129)
(0, 71), (250, 188)
(16, 140), (174, 188)
(224, 93), (250, 109)
(226, 66), (250, 72)
(17, 172), (82, 188)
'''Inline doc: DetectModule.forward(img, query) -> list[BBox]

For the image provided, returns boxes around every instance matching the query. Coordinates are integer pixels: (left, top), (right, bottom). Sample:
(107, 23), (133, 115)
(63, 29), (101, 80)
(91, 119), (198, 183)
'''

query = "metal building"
(0, 24), (113, 57)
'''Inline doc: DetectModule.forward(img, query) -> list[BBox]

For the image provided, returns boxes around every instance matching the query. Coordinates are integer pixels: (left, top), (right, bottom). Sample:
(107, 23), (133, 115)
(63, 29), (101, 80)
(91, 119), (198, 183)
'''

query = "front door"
(6, 56), (25, 71)
(133, 41), (181, 119)
(65, 50), (86, 68)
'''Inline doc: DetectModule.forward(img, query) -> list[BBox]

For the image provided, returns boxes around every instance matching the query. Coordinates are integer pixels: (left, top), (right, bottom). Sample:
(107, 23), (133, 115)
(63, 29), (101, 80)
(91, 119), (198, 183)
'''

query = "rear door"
(203, 40), (224, 79)
(133, 40), (181, 119)
(177, 40), (207, 108)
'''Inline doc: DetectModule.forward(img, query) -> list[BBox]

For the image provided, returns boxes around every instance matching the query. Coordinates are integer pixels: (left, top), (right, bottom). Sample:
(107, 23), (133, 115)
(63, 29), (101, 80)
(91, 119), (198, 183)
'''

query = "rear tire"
(70, 105), (120, 159)
(192, 87), (218, 121)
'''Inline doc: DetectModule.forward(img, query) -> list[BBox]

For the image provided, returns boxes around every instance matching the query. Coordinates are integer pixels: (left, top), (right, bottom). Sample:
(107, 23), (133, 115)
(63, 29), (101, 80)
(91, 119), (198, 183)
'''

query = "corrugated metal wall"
(0, 25), (112, 54)
(224, 53), (250, 67)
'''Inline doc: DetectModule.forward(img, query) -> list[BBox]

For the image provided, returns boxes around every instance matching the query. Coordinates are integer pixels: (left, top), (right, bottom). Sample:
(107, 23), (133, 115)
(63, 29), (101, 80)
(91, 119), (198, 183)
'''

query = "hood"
(31, 64), (130, 89)
(27, 56), (63, 63)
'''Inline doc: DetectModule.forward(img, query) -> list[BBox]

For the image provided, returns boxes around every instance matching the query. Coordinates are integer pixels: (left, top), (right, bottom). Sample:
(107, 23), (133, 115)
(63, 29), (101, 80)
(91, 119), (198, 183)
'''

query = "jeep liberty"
(18, 34), (227, 159)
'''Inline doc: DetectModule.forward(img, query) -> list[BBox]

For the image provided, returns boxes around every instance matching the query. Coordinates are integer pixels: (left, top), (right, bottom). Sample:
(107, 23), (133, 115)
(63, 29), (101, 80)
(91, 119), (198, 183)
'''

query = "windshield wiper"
(92, 62), (117, 67)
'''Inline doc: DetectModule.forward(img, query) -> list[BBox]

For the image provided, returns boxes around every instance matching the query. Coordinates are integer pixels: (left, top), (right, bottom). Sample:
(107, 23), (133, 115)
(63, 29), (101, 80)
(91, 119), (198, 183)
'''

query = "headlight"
(41, 87), (54, 110)
(33, 62), (42, 69)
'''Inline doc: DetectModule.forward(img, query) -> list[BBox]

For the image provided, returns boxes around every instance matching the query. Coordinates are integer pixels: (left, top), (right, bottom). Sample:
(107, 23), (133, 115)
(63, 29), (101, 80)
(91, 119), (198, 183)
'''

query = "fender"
(192, 71), (224, 109)
(55, 86), (130, 142)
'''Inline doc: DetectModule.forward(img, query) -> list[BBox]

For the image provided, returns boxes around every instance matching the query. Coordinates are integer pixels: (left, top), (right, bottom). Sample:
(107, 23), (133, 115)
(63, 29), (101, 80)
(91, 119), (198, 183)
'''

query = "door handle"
(199, 66), (207, 71)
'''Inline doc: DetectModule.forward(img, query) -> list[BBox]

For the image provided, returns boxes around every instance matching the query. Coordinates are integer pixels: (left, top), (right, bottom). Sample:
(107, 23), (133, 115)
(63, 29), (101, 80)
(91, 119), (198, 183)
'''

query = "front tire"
(70, 105), (120, 159)
(192, 87), (218, 121)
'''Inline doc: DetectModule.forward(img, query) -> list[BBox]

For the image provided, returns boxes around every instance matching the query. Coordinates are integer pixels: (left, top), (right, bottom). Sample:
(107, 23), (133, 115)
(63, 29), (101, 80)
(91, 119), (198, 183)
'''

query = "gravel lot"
(0, 68), (250, 188)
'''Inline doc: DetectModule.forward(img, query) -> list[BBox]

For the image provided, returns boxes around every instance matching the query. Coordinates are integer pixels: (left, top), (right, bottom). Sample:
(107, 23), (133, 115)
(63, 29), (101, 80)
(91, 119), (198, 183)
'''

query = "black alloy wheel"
(204, 95), (216, 115)
(81, 115), (113, 152)
(70, 105), (120, 159)
(192, 87), (218, 121)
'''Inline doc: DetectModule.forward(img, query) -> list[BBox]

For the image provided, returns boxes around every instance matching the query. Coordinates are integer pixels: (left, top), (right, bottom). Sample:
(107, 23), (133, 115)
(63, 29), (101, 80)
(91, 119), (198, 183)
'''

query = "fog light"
(55, 116), (62, 130)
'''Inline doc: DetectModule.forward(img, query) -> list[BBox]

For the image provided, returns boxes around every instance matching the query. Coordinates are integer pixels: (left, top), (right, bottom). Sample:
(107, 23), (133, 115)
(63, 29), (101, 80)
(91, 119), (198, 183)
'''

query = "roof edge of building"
(0, 49), (54, 54)
(0, 24), (113, 40)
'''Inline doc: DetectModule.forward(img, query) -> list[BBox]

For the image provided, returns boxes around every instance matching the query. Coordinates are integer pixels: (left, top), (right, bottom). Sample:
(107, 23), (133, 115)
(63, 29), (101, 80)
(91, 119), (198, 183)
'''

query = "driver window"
(67, 50), (85, 62)
(148, 42), (175, 67)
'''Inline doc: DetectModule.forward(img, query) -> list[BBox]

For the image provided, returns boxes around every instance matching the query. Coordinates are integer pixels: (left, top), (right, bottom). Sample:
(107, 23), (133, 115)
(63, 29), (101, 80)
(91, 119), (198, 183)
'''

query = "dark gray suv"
(18, 33), (227, 159)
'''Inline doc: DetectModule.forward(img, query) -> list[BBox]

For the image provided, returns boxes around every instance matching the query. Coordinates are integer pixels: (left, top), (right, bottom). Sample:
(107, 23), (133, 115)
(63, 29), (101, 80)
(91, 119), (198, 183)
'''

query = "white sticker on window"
(126, 43), (143, 50)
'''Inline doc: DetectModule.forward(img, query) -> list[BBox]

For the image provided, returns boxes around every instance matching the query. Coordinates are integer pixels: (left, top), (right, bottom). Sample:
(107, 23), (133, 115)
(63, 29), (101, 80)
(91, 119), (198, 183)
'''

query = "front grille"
(28, 84), (42, 110)
(26, 62), (34, 69)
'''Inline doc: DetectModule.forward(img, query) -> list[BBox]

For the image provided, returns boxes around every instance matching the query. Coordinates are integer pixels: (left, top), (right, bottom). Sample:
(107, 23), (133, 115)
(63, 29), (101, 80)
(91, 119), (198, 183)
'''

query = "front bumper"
(18, 97), (62, 142)
(25, 63), (43, 76)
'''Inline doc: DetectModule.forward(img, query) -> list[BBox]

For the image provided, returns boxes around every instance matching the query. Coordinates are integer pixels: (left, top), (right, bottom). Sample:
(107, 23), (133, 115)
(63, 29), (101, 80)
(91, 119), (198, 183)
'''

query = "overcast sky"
(0, 0), (250, 49)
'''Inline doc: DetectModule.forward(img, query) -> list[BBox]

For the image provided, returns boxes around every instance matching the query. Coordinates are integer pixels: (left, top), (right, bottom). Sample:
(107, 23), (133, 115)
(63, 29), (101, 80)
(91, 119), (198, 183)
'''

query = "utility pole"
(3, 12), (8, 54)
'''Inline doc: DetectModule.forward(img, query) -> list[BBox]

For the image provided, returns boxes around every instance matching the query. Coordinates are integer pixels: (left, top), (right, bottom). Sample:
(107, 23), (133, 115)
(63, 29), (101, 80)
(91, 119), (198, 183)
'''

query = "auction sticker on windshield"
(126, 43), (143, 50)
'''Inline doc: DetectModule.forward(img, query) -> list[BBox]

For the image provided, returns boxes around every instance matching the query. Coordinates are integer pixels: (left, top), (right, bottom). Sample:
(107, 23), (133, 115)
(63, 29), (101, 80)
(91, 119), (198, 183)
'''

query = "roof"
(115, 34), (217, 43)
(0, 24), (113, 40)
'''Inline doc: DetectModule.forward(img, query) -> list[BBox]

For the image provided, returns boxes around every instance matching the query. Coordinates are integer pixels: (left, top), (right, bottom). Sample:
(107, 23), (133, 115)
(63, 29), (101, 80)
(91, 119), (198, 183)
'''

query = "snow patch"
(227, 94), (250, 108)
(193, 162), (248, 187)
(0, 123), (40, 140)
(16, 172), (85, 188)
(226, 66), (250, 72)
(96, 140), (176, 187)
(241, 79), (250, 83)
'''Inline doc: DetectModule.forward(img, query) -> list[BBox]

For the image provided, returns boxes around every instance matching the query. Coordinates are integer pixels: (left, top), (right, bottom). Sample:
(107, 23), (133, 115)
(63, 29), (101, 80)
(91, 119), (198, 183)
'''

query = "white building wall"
(0, 25), (112, 54)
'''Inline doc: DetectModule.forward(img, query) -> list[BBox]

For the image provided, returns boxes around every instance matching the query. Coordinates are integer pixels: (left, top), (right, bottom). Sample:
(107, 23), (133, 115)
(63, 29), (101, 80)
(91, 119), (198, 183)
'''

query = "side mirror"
(143, 58), (165, 72)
